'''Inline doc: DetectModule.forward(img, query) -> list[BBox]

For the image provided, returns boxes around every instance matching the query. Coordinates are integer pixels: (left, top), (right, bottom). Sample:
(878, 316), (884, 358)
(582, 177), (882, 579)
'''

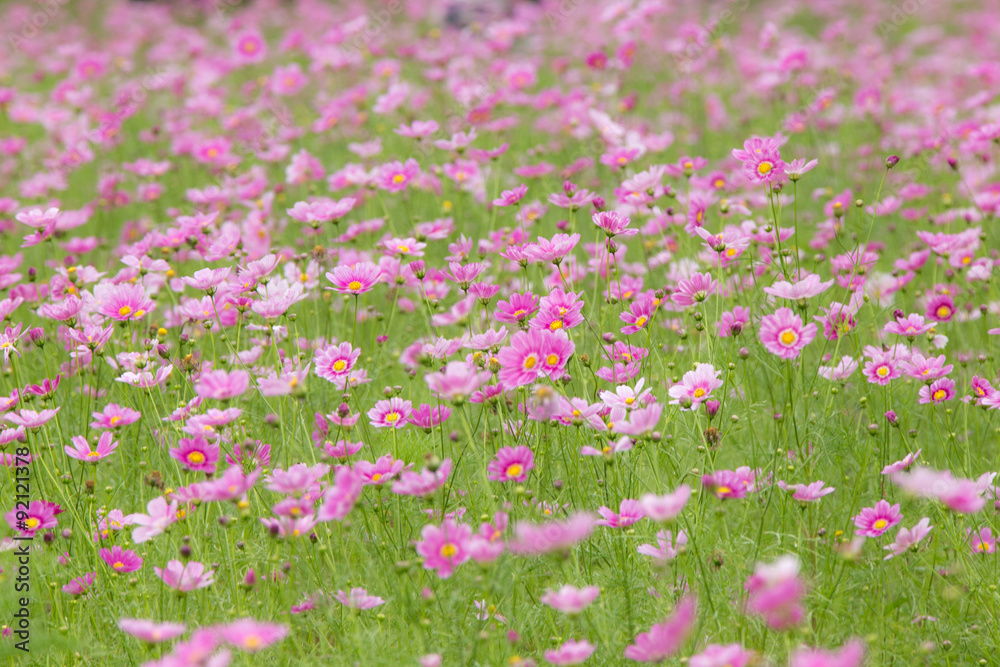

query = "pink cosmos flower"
(732, 136), (785, 185)
(170, 436), (220, 473)
(508, 512), (596, 555)
(883, 518), (933, 559)
(355, 454), (405, 486)
(95, 282), (154, 322)
(5, 499), (62, 537)
(863, 352), (901, 386)
(425, 361), (492, 401)
(637, 529), (687, 564)
(925, 293), (954, 322)
(495, 291), (539, 324)
(777, 480), (835, 502)
(233, 31), (267, 64)
(885, 313), (934, 338)
(744, 555), (805, 630)
(701, 469), (752, 500)
(194, 369), (250, 400)
(64, 431), (117, 462)
(493, 184), (527, 207)
(620, 297), (656, 335)
(218, 619), (289, 652)
(392, 459), (452, 497)
(817, 356), (858, 381)
(540, 585), (600, 614)
(63, 572), (97, 596)
(670, 272), (718, 308)
(117, 618), (186, 643)
(968, 527), (996, 554)
(368, 397), (412, 429)
(597, 499), (645, 528)
(497, 329), (575, 388)
(759, 308), (817, 360)
(545, 639), (596, 665)
(524, 233), (581, 264)
(334, 588), (386, 610)
(881, 449), (921, 475)
(918, 378), (955, 404)
(854, 499), (902, 537)
(265, 463), (330, 495)
(487, 445), (534, 483)
(623, 596), (696, 662)
(91, 403), (141, 430)
(593, 210), (638, 237)
(690, 644), (754, 667)
(668, 364), (722, 409)
(5, 407), (60, 429)
(314, 342), (361, 382)
(892, 467), (991, 513)
(763, 274), (833, 300)
(640, 485), (691, 522)
(900, 353), (952, 381)
(789, 640), (864, 667)
(326, 262), (383, 295)
(154, 560), (215, 592)
(376, 159), (420, 192)
(99, 545), (143, 573)
(127, 497), (179, 543)
(415, 518), (472, 579)
(717, 306), (750, 337)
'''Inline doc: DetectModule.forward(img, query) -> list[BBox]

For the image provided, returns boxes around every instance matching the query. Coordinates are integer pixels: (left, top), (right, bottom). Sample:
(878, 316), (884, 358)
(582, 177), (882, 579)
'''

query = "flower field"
(0, 0), (999, 665)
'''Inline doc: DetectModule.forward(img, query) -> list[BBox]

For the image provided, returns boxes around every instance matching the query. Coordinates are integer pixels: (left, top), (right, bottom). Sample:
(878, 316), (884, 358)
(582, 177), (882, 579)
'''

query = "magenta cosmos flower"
(968, 527), (996, 554)
(219, 619), (289, 652)
(154, 560), (215, 592)
(5, 499), (62, 537)
(415, 518), (472, 578)
(326, 262), (383, 295)
(759, 308), (817, 360)
(127, 497), (179, 543)
(99, 545), (143, 573)
(670, 272), (719, 308)
(620, 296), (656, 335)
(623, 596), (696, 662)
(918, 378), (955, 405)
(732, 136), (785, 185)
(194, 368), (250, 400)
(65, 431), (118, 463)
(497, 329), (575, 388)
(593, 210), (638, 237)
(690, 644), (754, 667)
(367, 397), (412, 429)
(118, 618), (186, 643)
(169, 435), (220, 473)
(486, 445), (534, 483)
(853, 499), (902, 537)
(63, 572), (97, 596)
(640, 485), (691, 523)
(597, 498), (645, 528)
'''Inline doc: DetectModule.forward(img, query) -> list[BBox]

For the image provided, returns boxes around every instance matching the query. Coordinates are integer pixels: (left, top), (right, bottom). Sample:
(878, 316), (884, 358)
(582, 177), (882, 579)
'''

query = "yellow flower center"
(693, 388), (706, 398)
(397, 245), (410, 253)
(725, 248), (737, 257)
(549, 320), (563, 330)
(757, 162), (772, 175)
(873, 519), (888, 530)
(87, 451), (101, 458)
(617, 156), (627, 164)
(113, 561), (125, 570)
(780, 330), (798, 345)
(118, 305), (132, 317)
(110, 415), (122, 425)
(25, 518), (39, 529)
(714, 179), (724, 188)
(877, 366), (889, 377)
(634, 316), (647, 328)
(976, 541), (991, 552)
(242, 41), (257, 54)
(933, 389), (946, 401)
(440, 543), (457, 558)
(392, 174), (405, 184)
(187, 451), (205, 464)
(333, 360), (347, 372)
(243, 636), (260, 649)
(625, 397), (635, 405)
(545, 354), (558, 365)
(506, 464), (522, 478)
(936, 306), (950, 318)
(523, 356), (536, 370)
(372, 473), (382, 482)
(385, 412), (399, 423)
(348, 280), (362, 291)
(717, 486), (732, 495)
